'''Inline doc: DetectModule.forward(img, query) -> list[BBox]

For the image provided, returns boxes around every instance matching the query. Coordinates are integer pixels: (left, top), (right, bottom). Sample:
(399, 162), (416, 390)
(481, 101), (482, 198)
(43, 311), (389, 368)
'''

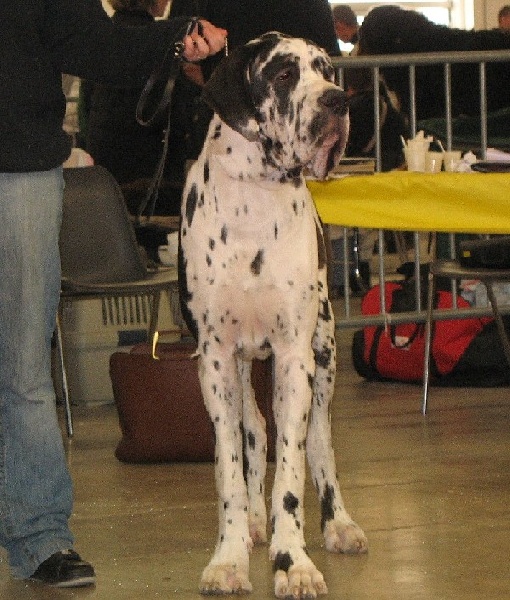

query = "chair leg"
(486, 282), (510, 369)
(351, 228), (368, 294)
(422, 269), (435, 415)
(55, 311), (74, 438)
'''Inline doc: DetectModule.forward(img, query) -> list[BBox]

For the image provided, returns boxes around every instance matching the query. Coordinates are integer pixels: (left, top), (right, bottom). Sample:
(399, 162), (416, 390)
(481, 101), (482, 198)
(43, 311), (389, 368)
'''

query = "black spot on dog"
(307, 372), (314, 389)
(320, 483), (335, 532)
(314, 346), (332, 369)
(220, 225), (228, 244)
(292, 175), (303, 189)
(316, 222), (326, 270)
(204, 160), (210, 184)
(213, 360), (220, 371)
(318, 298), (332, 322)
(273, 551), (293, 573)
(213, 123), (222, 139)
(247, 431), (256, 450)
(283, 491), (299, 516)
(209, 238), (215, 251)
(259, 338), (271, 351)
(185, 184), (198, 226)
(250, 250), (264, 275)
(274, 222), (278, 239)
(226, 146), (232, 154)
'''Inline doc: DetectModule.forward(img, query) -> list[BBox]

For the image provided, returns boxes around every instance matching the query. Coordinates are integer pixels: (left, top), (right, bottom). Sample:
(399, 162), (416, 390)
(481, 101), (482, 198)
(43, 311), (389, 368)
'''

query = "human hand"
(182, 20), (227, 62)
(182, 62), (206, 86)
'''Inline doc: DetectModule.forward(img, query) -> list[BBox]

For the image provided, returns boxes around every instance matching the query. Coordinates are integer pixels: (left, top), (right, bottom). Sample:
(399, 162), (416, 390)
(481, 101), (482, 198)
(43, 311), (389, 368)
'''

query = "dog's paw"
(200, 563), (252, 595)
(274, 565), (328, 599)
(323, 520), (368, 554)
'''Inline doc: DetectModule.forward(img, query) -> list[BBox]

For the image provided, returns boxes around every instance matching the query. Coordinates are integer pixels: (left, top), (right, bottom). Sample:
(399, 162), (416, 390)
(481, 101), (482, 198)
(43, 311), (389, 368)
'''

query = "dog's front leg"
(198, 354), (253, 595)
(270, 349), (328, 599)
(238, 359), (268, 545)
(308, 289), (368, 556)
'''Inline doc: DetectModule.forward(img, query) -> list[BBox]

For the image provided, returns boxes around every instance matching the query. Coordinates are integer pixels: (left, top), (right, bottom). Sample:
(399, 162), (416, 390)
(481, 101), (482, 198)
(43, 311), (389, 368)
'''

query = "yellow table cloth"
(308, 172), (510, 233)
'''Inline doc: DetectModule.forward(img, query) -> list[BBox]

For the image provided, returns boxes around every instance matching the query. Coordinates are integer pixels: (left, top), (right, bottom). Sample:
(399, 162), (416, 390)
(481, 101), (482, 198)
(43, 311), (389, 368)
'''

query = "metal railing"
(327, 50), (510, 329)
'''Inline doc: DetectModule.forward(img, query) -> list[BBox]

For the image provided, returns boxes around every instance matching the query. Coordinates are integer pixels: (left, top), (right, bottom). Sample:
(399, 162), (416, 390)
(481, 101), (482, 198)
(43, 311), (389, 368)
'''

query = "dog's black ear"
(201, 43), (261, 141)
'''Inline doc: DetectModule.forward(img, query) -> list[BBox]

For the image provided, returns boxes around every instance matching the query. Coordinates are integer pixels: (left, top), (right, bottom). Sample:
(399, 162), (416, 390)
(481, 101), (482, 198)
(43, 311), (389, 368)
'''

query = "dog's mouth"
(308, 118), (349, 180)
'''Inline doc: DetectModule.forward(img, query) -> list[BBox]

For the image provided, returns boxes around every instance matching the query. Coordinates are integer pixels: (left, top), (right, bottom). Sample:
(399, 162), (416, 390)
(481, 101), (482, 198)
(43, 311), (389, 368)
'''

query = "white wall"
(473, 0), (505, 28)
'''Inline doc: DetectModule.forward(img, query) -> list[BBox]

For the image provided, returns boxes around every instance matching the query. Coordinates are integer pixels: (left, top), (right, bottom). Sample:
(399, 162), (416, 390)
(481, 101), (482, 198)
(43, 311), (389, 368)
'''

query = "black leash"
(135, 18), (202, 222)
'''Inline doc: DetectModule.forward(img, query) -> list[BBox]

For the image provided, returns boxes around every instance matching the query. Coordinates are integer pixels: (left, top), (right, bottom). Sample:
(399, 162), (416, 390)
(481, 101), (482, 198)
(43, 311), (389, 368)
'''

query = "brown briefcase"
(110, 341), (275, 463)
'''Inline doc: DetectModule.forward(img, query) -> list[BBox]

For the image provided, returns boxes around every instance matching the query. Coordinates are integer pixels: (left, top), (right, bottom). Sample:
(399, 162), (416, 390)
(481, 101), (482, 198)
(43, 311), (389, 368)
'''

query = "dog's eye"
(276, 69), (293, 82)
(324, 67), (335, 82)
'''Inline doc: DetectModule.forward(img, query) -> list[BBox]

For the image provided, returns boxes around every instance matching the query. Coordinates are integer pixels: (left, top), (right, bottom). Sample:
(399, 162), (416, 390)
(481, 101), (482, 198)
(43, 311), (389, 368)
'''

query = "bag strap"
(389, 323), (424, 349)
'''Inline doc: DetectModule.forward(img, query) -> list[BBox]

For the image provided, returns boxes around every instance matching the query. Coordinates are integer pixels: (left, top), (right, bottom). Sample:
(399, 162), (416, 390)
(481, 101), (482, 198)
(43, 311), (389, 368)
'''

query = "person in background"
(498, 5), (510, 30)
(0, 0), (226, 588)
(85, 0), (184, 215)
(332, 4), (360, 47)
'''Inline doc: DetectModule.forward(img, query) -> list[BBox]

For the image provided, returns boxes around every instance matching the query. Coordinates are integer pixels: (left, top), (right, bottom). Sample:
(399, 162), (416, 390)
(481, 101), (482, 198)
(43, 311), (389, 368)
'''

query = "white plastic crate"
(57, 290), (182, 406)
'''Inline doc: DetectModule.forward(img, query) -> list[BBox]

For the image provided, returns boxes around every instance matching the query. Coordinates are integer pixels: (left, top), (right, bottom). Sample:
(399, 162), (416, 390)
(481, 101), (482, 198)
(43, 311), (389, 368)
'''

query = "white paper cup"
(443, 150), (462, 172)
(405, 148), (426, 172)
(404, 140), (430, 172)
(425, 151), (443, 173)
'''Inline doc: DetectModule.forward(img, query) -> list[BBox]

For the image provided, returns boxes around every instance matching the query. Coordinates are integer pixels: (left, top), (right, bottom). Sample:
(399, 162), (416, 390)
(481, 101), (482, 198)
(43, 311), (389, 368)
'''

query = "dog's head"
(202, 32), (349, 180)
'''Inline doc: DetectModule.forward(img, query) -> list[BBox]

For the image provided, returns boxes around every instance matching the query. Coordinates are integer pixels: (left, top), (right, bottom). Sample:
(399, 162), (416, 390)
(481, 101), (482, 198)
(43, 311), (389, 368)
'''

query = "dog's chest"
(181, 157), (321, 353)
(184, 162), (317, 284)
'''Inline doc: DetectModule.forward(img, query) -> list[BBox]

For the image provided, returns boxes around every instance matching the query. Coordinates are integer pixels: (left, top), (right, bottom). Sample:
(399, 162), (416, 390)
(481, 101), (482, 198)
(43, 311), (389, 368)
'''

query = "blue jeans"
(0, 168), (74, 578)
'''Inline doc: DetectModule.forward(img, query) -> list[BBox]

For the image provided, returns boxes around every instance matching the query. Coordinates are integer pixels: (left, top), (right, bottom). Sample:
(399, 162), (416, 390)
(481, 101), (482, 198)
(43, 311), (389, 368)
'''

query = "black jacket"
(85, 10), (168, 185)
(0, 0), (188, 172)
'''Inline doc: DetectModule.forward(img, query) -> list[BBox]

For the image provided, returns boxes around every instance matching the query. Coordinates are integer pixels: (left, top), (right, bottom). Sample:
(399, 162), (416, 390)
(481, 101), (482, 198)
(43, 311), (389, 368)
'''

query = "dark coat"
(358, 6), (510, 120)
(0, 0), (188, 173)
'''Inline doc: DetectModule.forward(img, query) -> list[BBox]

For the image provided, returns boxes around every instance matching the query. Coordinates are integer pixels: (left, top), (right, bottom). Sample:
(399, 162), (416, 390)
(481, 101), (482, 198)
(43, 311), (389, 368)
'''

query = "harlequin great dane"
(179, 32), (367, 598)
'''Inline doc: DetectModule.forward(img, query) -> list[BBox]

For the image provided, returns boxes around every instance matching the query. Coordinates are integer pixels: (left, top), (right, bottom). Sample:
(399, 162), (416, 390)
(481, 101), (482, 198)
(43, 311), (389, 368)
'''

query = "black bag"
(459, 236), (510, 269)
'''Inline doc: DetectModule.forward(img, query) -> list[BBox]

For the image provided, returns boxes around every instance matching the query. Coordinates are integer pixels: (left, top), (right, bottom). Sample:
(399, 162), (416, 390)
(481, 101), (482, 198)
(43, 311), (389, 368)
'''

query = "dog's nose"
(319, 88), (348, 115)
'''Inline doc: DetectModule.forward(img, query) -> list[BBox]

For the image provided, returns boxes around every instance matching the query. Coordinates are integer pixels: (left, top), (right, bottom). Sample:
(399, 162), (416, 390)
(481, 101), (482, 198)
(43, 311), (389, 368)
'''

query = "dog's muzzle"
(308, 88), (349, 180)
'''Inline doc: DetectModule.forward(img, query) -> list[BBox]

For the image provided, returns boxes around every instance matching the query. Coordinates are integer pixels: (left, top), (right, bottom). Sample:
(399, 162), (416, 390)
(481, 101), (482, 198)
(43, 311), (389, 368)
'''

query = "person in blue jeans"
(0, 0), (226, 588)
